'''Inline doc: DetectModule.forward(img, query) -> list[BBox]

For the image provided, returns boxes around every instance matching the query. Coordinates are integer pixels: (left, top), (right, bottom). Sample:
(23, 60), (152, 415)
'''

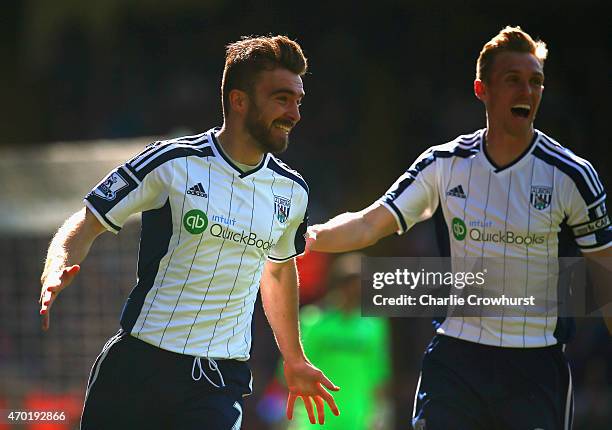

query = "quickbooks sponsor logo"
(183, 209), (208, 234)
(469, 229), (545, 246)
(209, 224), (275, 251)
(452, 218), (467, 240)
(453, 217), (545, 246)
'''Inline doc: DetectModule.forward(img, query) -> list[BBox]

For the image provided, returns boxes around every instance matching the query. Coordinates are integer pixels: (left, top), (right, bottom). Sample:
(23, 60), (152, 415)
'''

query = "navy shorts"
(412, 335), (573, 430)
(81, 330), (252, 429)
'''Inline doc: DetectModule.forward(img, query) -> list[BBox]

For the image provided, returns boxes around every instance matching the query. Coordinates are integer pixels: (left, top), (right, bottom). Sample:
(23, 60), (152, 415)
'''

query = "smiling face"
(244, 68), (304, 154)
(475, 51), (544, 138)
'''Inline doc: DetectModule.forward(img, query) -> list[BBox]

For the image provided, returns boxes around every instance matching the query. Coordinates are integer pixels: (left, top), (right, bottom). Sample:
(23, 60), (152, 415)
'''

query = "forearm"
(309, 202), (399, 253)
(261, 265), (340, 422)
(260, 261), (306, 363)
(310, 210), (378, 253)
(42, 208), (104, 283)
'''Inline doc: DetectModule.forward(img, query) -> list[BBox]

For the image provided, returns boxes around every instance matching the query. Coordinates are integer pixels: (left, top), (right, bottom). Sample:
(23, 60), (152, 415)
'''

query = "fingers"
(286, 392), (297, 420)
(45, 265), (80, 294)
(40, 289), (53, 330)
(39, 265), (80, 331)
(39, 288), (54, 313)
(287, 393), (330, 425)
(318, 388), (340, 416)
(303, 396), (315, 424)
(304, 227), (318, 251)
(41, 312), (50, 331)
(40, 280), (59, 313)
(305, 226), (317, 239)
(38, 287), (46, 305)
(304, 235), (314, 252)
(318, 373), (340, 392)
(283, 361), (340, 423)
(61, 265), (81, 284)
(314, 396), (325, 424)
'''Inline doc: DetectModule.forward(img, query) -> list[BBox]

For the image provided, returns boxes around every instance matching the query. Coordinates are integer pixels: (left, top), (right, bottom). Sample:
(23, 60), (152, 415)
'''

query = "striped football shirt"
(85, 128), (309, 359)
(380, 129), (611, 347)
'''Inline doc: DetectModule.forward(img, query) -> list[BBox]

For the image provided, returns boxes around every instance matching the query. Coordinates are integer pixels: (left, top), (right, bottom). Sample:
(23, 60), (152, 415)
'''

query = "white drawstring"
(191, 357), (226, 388)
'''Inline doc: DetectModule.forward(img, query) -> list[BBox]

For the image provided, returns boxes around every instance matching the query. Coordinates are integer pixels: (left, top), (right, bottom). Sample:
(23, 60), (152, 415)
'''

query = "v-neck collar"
(480, 129), (539, 173)
(208, 128), (269, 179)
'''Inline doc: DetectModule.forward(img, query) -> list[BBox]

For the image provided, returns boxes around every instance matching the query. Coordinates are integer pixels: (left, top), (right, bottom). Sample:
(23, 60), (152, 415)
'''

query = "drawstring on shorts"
(191, 357), (226, 388)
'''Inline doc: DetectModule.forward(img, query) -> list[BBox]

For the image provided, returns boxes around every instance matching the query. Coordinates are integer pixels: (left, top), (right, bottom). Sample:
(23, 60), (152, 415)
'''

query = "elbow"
(358, 218), (382, 250)
(83, 208), (108, 237)
(362, 232), (379, 249)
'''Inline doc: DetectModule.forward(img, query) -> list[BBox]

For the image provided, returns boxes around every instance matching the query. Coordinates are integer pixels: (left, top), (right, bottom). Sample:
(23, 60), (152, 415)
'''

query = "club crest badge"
(274, 195), (291, 224)
(94, 171), (128, 201)
(530, 185), (552, 210)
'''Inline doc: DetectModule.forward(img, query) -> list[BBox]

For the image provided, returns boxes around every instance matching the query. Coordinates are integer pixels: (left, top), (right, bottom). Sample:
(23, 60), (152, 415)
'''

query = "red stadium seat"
(296, 251), (331, 304)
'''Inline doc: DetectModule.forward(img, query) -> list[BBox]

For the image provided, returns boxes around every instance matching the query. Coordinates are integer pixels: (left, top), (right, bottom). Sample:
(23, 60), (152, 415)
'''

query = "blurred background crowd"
(1, 1), (610, 428)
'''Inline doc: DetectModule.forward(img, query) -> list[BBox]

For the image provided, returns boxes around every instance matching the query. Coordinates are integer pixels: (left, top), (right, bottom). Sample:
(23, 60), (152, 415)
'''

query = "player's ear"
(474, 79), (486, 101)
(228, 89), (249, 115)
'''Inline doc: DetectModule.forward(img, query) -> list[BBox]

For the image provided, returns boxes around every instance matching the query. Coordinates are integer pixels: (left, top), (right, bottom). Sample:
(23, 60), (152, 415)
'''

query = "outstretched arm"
(260, 259), (340, 425)
(39, 207), (107, 330)
(307, 203), (399, 253)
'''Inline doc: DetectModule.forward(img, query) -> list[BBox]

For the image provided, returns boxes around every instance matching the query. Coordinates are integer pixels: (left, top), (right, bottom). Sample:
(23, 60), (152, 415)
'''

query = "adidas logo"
(187, 183), (207, 198)
(446, 185), (466, 199)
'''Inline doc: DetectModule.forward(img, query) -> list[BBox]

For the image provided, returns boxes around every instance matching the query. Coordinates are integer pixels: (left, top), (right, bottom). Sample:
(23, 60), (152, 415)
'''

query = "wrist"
(282, 351), (308, 366)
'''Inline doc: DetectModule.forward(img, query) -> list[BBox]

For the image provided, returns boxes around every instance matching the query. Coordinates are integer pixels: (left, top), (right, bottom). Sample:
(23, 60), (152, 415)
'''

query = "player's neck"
(216, 124), (264, 166)
(484, 126), (534, 169)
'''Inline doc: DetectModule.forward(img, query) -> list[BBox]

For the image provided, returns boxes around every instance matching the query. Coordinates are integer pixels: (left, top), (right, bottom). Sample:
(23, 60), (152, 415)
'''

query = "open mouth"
(510, 104), (531, 118)
(273, 122), (293, 133)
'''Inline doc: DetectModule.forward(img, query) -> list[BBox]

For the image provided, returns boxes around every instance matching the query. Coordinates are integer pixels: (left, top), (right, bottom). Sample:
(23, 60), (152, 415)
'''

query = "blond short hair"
(476, 26), (547, 82)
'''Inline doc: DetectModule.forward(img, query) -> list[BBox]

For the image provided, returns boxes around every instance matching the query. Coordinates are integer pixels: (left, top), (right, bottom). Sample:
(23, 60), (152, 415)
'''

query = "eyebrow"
(270, 88), (305, 98)
(503, 69), (545, 78)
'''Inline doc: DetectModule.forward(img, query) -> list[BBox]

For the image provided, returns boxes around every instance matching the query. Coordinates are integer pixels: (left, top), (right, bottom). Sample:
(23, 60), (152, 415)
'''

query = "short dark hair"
(221, 35), (308, 116)
(476, 26), (547, 82)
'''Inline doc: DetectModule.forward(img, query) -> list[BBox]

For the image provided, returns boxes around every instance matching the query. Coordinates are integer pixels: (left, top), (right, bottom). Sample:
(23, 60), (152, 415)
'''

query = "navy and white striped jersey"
(380, 129), (611, 347)
(85, 128), (309, 359)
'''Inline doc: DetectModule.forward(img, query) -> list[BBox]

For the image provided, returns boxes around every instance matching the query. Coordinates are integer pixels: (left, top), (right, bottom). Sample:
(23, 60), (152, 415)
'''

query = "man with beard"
(39, 35), (339, 429)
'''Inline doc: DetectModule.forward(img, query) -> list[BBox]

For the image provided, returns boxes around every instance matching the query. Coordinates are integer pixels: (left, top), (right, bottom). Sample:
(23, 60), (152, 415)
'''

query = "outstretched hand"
(39, 265), (80, 331)
(284, 359), (340, 425)
(304, 226), (318, 252)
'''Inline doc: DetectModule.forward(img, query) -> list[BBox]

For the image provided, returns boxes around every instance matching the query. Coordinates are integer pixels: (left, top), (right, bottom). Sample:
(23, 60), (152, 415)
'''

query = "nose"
(286, 101), (301, 123)
(520, 80), (532, 96)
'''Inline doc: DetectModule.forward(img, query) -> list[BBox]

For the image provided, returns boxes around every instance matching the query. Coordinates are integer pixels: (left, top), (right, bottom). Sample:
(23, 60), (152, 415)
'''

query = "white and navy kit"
(381, 128), (611, 348)
(81, 128), (309, 429)
(380, 129), (610, 430)
(85, 128), (309, 359)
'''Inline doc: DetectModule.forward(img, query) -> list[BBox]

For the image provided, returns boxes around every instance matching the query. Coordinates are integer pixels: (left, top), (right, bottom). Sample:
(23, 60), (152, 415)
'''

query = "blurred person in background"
(38, 35), (339, 429)
(307, 26), (611, 430)
(285, 252), (392, 430)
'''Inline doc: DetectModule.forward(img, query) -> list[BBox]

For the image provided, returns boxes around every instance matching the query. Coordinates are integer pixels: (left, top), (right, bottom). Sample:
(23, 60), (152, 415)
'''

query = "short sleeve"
(563, 165), (612, 253)
(84, 161), (171, 233)
(267, 190), (308, 262)
(379, 148), (440, 234)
